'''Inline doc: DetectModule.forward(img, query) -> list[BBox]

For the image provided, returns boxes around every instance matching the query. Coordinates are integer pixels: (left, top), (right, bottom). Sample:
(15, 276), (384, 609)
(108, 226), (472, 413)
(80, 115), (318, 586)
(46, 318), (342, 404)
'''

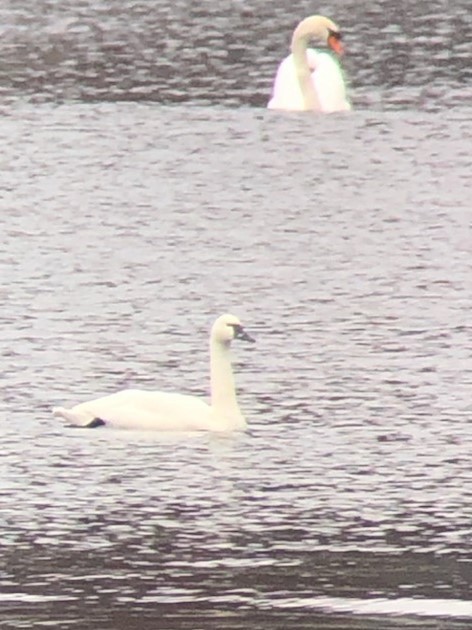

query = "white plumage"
(268, 15), (351, 113)
(53, 313), (254, 432)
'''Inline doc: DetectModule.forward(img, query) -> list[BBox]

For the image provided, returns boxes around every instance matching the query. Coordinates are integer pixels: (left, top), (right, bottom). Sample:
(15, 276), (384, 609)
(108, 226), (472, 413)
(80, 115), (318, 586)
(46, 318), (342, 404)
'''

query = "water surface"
(0, 1), (471, 629)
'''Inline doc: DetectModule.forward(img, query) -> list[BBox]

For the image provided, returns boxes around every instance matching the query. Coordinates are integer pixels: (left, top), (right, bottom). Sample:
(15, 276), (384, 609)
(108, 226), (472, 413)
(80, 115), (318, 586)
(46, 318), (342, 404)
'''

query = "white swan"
(268, 15), (351, 113)
(53, 313), (255, 432)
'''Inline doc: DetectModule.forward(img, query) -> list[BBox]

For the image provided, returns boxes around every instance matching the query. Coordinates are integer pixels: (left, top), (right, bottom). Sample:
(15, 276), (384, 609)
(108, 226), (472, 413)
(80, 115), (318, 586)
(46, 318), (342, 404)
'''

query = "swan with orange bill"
(268, 15), (351, 113)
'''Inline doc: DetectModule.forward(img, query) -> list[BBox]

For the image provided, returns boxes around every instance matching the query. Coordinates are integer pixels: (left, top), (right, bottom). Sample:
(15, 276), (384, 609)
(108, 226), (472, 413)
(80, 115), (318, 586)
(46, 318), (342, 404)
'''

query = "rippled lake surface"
(1, 0), (471, 629)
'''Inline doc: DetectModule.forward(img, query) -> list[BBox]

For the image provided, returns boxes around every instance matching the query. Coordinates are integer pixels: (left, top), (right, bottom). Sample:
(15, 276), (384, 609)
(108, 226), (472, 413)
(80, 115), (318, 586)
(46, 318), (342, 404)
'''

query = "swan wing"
(268, 53), (307, 111)
(311, 52), (351, 112)
(53, 389), (216, 431)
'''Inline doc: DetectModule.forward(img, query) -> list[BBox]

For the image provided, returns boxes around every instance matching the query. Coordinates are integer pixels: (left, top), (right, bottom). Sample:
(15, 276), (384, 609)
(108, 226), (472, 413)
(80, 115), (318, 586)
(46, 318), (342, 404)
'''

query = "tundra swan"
(53, 313), (254, 432)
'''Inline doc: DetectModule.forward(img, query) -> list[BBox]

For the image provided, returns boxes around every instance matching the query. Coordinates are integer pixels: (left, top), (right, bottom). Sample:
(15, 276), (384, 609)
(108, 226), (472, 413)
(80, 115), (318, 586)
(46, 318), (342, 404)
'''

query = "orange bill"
(328, 34), (344, 56)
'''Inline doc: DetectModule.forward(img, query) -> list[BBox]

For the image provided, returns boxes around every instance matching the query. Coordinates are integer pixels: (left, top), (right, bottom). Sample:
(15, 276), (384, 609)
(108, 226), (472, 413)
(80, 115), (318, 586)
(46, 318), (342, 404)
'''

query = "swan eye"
(328, 30), (342, 41)
(227, 323), (255, 343)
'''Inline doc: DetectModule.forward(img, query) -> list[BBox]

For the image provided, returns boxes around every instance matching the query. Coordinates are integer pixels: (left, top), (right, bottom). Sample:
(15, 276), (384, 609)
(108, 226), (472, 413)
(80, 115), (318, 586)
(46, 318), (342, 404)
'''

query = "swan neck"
(290, 24), (321, 111)
(291, 16), (330, 50)
(291, 31), (311, 59)
(210, 339), (241, 418)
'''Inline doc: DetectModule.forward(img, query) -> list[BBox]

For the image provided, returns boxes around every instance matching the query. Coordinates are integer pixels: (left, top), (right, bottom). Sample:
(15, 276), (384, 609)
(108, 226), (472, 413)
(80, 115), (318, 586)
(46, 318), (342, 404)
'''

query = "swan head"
(211, 314), (255, 346)
(291, 15), (344, 56)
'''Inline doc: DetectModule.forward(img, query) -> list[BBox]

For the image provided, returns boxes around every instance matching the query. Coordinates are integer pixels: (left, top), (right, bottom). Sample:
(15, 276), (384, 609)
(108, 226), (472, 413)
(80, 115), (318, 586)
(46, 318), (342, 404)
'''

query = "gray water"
(1, 1), (471, 629)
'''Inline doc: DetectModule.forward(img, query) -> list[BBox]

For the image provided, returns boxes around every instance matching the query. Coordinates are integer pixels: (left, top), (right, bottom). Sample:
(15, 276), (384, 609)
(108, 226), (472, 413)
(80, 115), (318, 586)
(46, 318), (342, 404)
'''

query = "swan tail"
(52, 406), (101, 428)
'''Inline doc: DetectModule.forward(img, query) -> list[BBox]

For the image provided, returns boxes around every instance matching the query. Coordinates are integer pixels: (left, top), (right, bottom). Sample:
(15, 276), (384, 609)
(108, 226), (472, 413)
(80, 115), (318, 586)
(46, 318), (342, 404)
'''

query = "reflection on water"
(1, 0), (471, 628)
(2, 378), (471, 630)
(271, 596), (472, 618)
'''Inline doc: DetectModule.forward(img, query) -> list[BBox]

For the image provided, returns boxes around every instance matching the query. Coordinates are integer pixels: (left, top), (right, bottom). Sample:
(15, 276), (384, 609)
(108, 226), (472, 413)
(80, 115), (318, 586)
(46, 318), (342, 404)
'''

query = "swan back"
(268, 49), (350, 112)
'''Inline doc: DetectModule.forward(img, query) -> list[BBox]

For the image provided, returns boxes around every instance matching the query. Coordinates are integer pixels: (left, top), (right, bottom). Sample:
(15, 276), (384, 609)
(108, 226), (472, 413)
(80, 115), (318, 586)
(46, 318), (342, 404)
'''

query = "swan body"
(53, 314), (255, 432)
(268, 15), (351, 113)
